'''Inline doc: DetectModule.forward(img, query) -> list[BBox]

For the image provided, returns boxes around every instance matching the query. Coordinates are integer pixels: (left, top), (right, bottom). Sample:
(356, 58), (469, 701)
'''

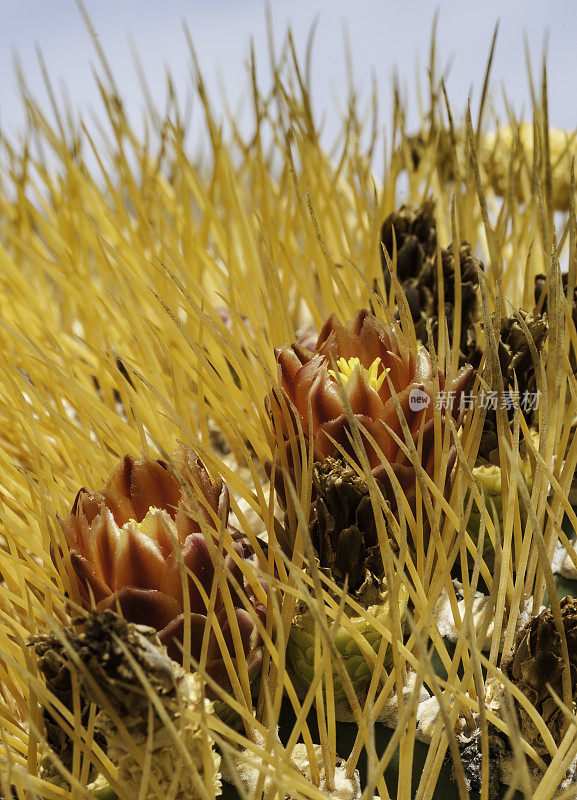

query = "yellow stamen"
(123, 507), (161, 537)
(328, 356), (389, 392)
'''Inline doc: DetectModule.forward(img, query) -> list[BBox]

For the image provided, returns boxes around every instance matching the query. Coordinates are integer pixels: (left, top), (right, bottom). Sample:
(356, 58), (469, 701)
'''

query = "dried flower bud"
(478, 310), (547, 462)
(439, 242), (481, 334)
(501, 597), (577, 754)
(32, 612), (221, 800)
(380, 203), (482, 366)
(534, 271), (577, 357)
(380, 201), (437, 288)
(311, 456), (386, 592)
(33, 634), (107, 784)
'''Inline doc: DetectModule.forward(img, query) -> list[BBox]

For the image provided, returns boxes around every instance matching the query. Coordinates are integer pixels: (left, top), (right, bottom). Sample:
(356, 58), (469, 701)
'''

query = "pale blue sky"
(1, 1), (575, 152)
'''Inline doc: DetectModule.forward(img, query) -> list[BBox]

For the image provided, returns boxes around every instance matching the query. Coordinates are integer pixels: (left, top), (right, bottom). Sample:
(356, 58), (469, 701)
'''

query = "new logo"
(409, 388), (431, 412)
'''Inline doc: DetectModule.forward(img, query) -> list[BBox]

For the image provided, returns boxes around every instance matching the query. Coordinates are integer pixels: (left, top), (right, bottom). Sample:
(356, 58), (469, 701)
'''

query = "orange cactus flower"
(58, 449), (266, 689)
(270, 309), (472, 510)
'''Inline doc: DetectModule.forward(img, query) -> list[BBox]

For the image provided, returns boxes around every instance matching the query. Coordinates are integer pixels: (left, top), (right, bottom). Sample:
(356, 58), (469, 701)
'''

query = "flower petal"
(59, 489), (107, 566)
(373, 462), (417, 513)
(317, 311), (416, 381)
(70, 551), (112, 605)
(59, 503), (90, 555)
(345, 369), (386, 419)
(158, 612), (209, 663)
(175, 451), (230, 535)
(413, 346), (434, 383)
(98, 587), (181, 630)
(292, 356), (330, 418)
(158, 532), (215, 613)
(317, 414), (398, 466)
(72, 488), (106, 528)
(102, 455), (137, 525)
(446, 364), (474, 420)
(129, 456), (181, 521)
(276, 344), (310, 392)
(309, 364), (345, 428)
(90, 509), (120, 588)
(139, 506), (178, 557)
(215, 607), (260, 658)
(113, 520), (166, 591)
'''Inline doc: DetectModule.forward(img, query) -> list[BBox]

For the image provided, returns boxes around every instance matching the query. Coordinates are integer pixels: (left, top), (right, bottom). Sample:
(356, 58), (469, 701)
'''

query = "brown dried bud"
(440, 242), (481, 332)
(32, 612), (221, 799)
(379, 204), (483, 366)
(535, 272), (577, 370)
(478, 310), (548, 461)
(501, 597), (577, 754)
(33, 632), (106, 782)
(379, 201), (437, 300)
(310, 456), (386, 592)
